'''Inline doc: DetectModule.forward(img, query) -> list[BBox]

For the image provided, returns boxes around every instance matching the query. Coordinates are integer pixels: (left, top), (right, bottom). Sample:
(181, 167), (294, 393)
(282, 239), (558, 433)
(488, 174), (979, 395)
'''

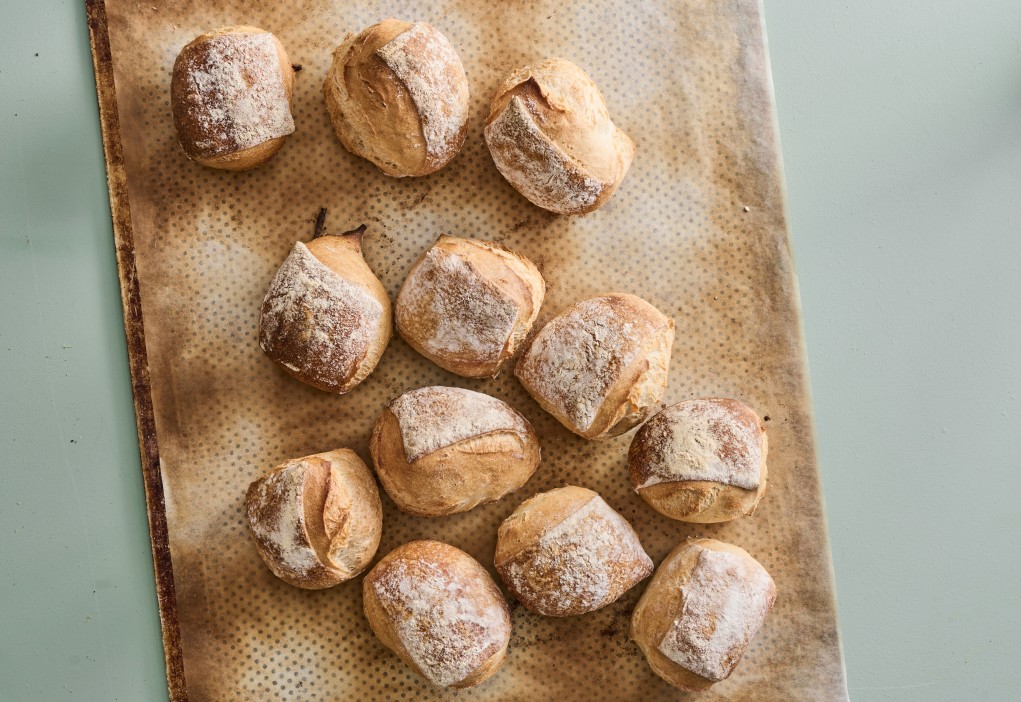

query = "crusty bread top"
(657, 542), (775, 681)
(172, 26), (294, 160)
(495, 486), (652, 615)
(366, 540), (510, 687)
(258, 240), (386, 392)
(395, 236), (544, 377)
(515, 293), (672, 435)
(484, 58), (635, 214)
(389, 386), (531, 463)
(323, 19), (469, 176)
(245, 449), (381, 588)
(630, 399), (766, 491)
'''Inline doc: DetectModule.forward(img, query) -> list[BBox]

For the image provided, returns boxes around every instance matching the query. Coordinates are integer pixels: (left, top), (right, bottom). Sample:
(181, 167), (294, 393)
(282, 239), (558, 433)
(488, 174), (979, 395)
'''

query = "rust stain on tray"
(87, 0), (847, 700)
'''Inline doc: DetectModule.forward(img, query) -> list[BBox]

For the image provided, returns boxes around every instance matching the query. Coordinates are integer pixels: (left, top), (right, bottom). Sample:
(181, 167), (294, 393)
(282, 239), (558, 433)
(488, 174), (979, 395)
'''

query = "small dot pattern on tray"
(102, 0), (844, 699)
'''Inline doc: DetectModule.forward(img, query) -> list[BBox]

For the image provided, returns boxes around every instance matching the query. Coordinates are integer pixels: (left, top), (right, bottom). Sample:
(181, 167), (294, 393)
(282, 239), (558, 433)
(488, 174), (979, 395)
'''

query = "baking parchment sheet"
(87, 0), (847, 699)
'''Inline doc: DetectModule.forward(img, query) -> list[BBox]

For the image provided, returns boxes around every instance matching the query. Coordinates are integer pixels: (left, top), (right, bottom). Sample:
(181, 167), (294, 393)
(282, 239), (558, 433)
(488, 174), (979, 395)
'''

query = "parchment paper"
(89, 0), (847, 699)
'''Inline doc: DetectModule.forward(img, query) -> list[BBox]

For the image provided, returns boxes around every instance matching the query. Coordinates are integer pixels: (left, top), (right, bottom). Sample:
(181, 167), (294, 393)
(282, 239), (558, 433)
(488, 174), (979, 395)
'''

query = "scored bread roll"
(171, 26), (296, 170)
(245, 449), (382, 589)
(629, 398), (768, 523)
(323, 19), (470, 177)
(363, 540), (511, 688)
(494, 485), (652, 616)
(370, 386), (540, 516)
(484, 58), (635, 214)
(631, 539), (777, 692)
(259, 214), (392, 393)
(395, 235), (545, 378)
(515, 293), (675, 440)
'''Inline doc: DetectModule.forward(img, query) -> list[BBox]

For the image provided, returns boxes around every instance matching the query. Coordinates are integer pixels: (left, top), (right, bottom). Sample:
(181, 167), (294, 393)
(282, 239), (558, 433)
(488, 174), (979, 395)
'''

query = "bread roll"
(259, 216), (392, 393)
(631, 539), (776, 692)
(629, 398), (768, 523)
(363, 540), (511, 688)
(395, 235), (545, 378)
(494, 485), (652, 616)
(484, 58), (635, 214)
(245, 449), (382, 589)
(171, 26), (296, 170)
(514, 293), (674, 439)
(370, 386), (540, 516)
(323, 19), (469, 177)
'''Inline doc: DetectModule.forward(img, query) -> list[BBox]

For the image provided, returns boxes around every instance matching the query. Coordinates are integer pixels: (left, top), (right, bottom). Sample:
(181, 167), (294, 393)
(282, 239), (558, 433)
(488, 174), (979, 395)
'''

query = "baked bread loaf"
(631, 538), (776, 692)
(484, 58), (635, 214)
(629, 398), (768, 523)
(172, 26), (296, 170)
(259, 215), (391, 393)
(514, 293), (674, 439)
(245, 449), (382, 589)
(363, 540), (511, 688)
(370, 386), (540, 516)
(395, 235), (545, 377)
(323, 19), (469, 177)
(494, 485), (652, 616)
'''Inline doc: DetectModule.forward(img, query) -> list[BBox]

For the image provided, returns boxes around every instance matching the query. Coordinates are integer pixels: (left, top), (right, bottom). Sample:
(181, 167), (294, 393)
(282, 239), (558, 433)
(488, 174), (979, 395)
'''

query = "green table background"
(2, 1), (1019, 700)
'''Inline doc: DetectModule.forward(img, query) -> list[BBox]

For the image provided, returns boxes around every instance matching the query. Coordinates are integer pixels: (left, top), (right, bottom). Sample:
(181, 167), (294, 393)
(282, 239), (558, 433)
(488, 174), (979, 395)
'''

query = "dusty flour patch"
(390, 386), (528, 463)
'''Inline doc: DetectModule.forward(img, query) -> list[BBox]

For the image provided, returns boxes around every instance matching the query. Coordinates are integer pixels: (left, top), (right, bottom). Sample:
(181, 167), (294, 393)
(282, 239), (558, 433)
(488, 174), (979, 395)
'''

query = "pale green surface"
(0, 1), (1018, 700)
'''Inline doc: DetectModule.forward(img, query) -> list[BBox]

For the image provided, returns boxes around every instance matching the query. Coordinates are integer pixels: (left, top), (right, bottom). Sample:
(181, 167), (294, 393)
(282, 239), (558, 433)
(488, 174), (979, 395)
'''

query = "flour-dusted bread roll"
(494, 486), (652, 616)
(484, 58), (635, 214)
(323, 19), (469, 177)
(395, 235), (545, 378)
(370, 386), (540, 516)
(245, 449), (382, 589)
(259, 214), (392, 393)
(629, 398), (768, 523)
(363, 540), (511, 688)
(515, 293), (674, 440)
(631, 539), (776, 692)
(171, 26), (296, 170)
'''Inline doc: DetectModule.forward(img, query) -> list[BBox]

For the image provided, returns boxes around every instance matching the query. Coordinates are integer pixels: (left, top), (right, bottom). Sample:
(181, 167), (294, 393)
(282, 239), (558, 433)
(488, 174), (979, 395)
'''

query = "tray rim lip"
(80, 0), (848, 699)
(85, 0), (189, 699)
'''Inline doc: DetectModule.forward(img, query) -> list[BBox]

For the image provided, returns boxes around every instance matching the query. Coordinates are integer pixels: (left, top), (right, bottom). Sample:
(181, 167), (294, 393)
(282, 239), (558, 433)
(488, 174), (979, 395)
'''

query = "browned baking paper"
(87, 0), (847, 699)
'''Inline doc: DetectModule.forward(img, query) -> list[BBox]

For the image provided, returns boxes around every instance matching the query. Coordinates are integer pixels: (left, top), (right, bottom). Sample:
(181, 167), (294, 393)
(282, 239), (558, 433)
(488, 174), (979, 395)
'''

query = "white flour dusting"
(658, 547), (775, 681)
(389, 386), (529, 463)
(372, 555), (508, 686)
(176, 31), (294, 158)
(635, 399), (763, 490)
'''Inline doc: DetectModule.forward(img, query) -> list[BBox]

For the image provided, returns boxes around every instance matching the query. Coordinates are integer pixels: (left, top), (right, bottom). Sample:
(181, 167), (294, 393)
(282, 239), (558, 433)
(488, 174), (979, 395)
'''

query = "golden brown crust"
(258, 227), (392, 393)
(171, 26), (295, 170)
(323, 19), (469, 177)
(630, 539), (776, 691)
(395, 235), (545, 378)
(363, 540), (511, 688)
(245, 449), (382, 589)
(369, 386), (540, 516)
(494, 486), (652, 616)
(514, 293), (674, 439)
(484, 58), (635, 214)
(629, 398), (768, 523)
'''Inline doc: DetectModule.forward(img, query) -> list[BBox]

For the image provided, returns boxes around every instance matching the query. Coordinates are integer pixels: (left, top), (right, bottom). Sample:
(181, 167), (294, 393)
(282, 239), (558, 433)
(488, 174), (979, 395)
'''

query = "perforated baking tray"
(86, 0), (847, 699)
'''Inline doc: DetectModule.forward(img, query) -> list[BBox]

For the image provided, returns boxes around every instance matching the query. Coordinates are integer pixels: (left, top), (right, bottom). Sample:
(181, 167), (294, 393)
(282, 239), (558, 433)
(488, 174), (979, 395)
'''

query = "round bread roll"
(494, 485), (652, 616)
(395, 235), (545, 378)
(171, 26), (296, 170)
(484, 58), (635, 214)
(245, 449), (382, 589)
(629, 398), (768, 523)
(370, 386), (540, 516)
(631, 538), (776, 692)
(363, 540), (511, 688)
(323, 19), (470, 177)
(259, 215), (392, 393)
(514, 293), (674, 440)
